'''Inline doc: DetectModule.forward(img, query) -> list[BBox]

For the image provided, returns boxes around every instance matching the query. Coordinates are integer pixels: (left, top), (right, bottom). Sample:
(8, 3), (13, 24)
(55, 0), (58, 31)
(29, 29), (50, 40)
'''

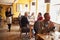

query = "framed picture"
(45, 0), (50, 3)
(25, 4), (28, 7)
(32, 2), (35, 6)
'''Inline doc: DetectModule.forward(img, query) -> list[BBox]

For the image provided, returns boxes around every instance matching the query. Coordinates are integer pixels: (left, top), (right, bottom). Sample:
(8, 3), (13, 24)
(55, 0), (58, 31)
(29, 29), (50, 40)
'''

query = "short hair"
(39, 12), (42, 15)
(6, 7), (11, 11)
(25, 12), (28, 16)
(44, 13), (49, 17)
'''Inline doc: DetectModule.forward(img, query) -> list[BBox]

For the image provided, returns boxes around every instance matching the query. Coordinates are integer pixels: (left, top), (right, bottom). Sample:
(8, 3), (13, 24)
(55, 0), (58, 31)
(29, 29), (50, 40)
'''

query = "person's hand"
(48, 22), (54, 28)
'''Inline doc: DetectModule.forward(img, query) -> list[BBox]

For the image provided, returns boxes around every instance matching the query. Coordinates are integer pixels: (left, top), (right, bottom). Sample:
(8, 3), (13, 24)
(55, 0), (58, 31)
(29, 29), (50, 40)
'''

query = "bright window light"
(50, 0), (60, 24)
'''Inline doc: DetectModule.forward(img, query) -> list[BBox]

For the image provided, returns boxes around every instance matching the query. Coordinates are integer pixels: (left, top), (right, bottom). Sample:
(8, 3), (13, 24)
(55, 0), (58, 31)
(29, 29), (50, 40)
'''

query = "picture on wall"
(32, 2), (35, 6)
(45, 0), (50, 3)
(25, 4), (28, 7)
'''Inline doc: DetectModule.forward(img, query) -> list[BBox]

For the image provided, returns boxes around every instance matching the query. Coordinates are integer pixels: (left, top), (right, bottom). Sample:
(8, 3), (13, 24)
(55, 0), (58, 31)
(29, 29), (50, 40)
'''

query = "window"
(37, 0), (46, 17)
(16, 4), (29, 15)
(30, 0), (46, 20)
(50, 0), (60, 24)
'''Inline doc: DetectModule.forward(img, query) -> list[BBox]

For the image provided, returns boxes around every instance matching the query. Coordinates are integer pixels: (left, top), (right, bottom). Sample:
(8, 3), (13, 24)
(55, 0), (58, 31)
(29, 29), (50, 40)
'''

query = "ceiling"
(0, 0), (17, 5)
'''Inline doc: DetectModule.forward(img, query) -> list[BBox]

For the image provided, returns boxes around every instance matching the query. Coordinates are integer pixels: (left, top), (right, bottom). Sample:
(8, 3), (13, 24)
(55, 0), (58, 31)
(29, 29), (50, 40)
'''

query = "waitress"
(5, 7), (12, 32)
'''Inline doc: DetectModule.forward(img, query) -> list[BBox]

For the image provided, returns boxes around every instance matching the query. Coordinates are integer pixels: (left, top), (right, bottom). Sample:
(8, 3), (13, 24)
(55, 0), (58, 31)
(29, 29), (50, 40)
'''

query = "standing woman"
(5, 7), (12, 32)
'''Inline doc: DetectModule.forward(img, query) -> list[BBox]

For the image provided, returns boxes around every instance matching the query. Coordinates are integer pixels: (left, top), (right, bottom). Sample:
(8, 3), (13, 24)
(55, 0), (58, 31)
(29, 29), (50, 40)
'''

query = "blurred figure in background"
(20, 12), (30, 35)
(5, 7), (13, 32)
(29, 12), (35, 25)
(29, 12), (35, 37)
(37, 12), (43, 21)
(20, 12), (29, 28)
(18, 13), (21, 20)
(18, 13), (21, 26)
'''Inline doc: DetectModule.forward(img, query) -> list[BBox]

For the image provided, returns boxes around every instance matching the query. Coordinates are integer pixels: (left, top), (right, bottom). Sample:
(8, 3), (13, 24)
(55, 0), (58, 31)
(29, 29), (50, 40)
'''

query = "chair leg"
(20, 32), (22, 39)
(26, 32), (27, 35)
(20, 28), (22, 39)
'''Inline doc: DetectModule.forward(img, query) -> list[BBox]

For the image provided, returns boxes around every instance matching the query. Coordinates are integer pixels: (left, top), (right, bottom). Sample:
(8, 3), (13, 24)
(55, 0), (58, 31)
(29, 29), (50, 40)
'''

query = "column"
(46, 3), (50, 13)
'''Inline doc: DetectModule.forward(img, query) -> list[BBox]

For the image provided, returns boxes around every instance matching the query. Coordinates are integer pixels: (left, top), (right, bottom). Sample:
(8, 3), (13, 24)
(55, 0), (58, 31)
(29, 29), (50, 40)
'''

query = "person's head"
(38, 12), (42, 17)
(31, 12), (34, 16)
(24, 12), (28, 17)
(44, 13), (50, 21)
(6, 7), (11, 12)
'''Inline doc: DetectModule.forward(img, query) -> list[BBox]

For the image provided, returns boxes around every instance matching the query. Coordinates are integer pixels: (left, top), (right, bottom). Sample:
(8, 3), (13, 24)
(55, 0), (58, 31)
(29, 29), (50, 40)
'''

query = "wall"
(0, 5), (10, 19)
(12, 3), (19, 18)
(13, 0), (32, 18)
(0, 0), (50, 19)
(0, 0), (32, 19)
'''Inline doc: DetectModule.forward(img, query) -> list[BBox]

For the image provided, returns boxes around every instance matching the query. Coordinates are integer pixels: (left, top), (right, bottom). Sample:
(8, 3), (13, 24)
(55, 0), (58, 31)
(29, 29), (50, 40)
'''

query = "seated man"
(20, 12), (29, 27)
(38, 13), (55, 34)
(20, 12), (29, 34)
(34, 13), (55, 40)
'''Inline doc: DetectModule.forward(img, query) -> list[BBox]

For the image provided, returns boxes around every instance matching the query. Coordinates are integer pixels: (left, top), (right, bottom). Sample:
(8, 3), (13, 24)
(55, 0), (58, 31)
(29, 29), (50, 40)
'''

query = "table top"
(37, 34), (53, 40)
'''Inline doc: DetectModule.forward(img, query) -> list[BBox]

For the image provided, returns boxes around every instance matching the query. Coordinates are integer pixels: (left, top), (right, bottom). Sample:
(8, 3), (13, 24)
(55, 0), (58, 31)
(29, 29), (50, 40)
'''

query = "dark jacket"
(20, 16), (29, 28)
(5, 11), (12, 17)
(0, 15), (2, 22)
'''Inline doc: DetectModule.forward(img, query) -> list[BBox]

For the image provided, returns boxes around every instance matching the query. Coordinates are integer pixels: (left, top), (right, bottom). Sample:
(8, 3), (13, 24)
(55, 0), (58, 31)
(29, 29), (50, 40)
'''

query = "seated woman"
(34, 12), (43, 35)
(37, 12), (43, 21)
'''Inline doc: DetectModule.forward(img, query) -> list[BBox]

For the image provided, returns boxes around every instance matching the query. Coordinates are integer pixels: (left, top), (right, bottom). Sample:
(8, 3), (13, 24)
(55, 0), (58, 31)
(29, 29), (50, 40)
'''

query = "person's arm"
(26, 18), (29, 25)
(47, 21), (55, 33)
(48, 21), (54, 28)
(9, 12), (13, 16)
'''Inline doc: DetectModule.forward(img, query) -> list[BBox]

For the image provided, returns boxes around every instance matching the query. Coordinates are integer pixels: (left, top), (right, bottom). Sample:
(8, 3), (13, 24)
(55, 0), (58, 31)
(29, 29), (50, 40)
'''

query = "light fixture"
(32, 2), (35, 6)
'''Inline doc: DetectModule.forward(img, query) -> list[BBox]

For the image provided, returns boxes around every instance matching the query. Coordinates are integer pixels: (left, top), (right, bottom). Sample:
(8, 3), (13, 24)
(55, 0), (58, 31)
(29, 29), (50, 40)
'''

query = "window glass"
(50, 0), (60, 24)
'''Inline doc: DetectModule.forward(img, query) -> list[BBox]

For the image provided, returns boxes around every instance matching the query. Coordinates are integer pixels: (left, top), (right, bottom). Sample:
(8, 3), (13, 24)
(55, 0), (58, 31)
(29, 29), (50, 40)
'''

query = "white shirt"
(29, 15), (35, 25)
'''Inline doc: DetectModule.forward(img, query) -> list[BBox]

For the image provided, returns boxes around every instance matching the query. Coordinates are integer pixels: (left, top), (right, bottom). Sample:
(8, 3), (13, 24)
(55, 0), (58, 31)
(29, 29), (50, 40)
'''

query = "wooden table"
(36, 34), (53, 40)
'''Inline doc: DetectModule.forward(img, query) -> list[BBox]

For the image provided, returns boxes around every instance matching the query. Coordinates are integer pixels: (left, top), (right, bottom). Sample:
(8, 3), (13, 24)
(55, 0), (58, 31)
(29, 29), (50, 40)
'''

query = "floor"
(0, 21), (60, 40)
(0, 22), (35, 40)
